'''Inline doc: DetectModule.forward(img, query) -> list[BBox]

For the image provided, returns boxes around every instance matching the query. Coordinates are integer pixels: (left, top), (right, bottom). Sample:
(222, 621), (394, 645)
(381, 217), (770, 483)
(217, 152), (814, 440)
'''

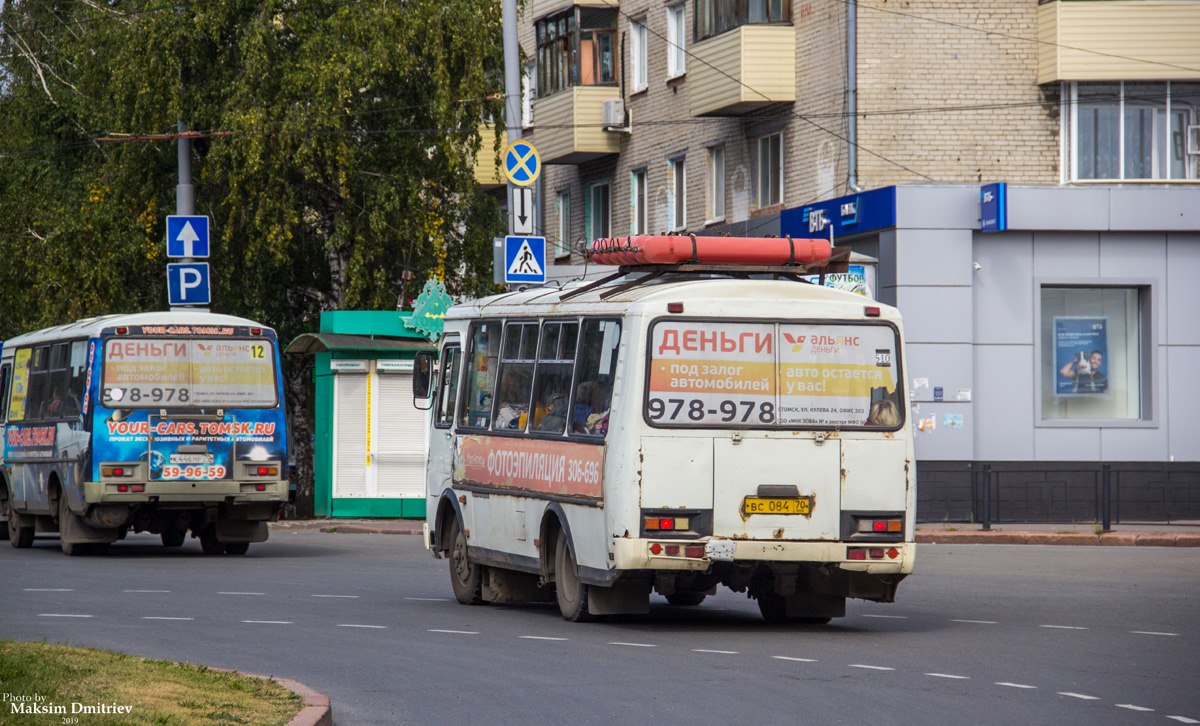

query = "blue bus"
(1, 312), (288, 555)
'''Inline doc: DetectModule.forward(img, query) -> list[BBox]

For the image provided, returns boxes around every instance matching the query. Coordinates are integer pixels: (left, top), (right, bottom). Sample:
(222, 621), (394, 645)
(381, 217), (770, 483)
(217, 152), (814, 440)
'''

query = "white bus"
(416, 239), (914, 622)
(1, 312), (288, 555)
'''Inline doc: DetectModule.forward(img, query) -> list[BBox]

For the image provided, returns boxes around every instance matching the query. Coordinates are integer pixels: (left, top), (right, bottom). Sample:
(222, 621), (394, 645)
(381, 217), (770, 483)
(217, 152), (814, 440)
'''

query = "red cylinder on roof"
(585, 235), (831, 267)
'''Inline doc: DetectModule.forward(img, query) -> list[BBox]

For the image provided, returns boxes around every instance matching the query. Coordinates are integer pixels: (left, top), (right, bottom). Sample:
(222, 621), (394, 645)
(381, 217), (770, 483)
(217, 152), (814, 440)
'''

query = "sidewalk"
(271, 518), (1200, 546)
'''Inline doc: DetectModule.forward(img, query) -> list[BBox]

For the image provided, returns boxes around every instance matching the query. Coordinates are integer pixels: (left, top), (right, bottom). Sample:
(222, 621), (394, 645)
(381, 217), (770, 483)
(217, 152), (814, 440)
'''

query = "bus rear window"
(646, 319), (903, 429)
(102, 338), (277, 408)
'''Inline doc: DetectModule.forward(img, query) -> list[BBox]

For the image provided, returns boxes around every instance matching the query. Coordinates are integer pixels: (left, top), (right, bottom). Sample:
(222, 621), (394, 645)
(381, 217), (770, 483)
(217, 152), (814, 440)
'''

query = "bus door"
(426, 335), (461, 499)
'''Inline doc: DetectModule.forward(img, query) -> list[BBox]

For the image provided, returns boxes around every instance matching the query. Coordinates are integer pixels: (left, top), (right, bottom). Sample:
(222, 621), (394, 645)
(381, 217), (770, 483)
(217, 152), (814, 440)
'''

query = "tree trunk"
(285, 355), (317, 519)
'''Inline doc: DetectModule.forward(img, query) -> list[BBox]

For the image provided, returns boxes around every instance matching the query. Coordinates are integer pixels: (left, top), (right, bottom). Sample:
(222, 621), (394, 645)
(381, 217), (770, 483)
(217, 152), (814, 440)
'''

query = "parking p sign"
(167, 262), (211, 306)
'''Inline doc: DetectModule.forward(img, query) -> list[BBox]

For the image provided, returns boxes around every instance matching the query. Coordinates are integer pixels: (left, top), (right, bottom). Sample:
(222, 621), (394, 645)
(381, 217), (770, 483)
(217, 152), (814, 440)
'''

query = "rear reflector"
(847, 547), (867, 560)
(684, 545), (704, 558)
(665, 545), (680, 555)
(887, 548), (899, 559)
(865, 306), (881, 317)
(650, 543), (663, 555)
(256, 484), (266, 491)
(667, 303), (684, 314)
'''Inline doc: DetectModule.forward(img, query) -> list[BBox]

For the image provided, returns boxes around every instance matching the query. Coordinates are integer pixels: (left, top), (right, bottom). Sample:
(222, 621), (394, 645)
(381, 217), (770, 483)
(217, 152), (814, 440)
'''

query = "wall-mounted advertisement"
(1054, 317), (1109, 395)
(800, 265), (868, 296)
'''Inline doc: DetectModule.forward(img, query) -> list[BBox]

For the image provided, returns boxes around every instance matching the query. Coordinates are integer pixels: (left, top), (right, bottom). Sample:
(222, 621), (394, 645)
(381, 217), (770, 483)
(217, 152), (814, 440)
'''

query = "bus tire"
(447, 518), (483, 605)
(59, 495), (87, 557)
(554, 534), (593, 622)
(161, 528), (186, 548)
(224, 542), (250, 555)
(199, 527), (224, 556)
(757, 592), (789, 624)
(4, 497), (34, 548)
(666, 592), (707, 607)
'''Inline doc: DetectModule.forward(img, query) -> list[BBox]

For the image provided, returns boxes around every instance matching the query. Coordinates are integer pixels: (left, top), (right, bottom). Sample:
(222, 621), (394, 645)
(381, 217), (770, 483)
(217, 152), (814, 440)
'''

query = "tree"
(0, 0), (506, 514)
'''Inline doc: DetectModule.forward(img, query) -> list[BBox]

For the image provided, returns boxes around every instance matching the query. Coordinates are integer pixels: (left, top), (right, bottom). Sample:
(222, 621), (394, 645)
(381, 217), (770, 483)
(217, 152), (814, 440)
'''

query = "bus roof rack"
(560, 245), (852, 301)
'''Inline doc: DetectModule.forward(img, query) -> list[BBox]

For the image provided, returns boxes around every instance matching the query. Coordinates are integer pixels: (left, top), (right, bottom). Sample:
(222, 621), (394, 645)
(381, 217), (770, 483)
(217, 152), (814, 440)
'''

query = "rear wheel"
(757, 592), (788, 624)
(224, 542), (250, 555)
(554, 534), (592, 622)
(4, 497), (34, 548)
(161, 528), (186, 548)
(59, 495), (86, 557)
(199, 526), (224, 555)
(447, 518), (482, 605)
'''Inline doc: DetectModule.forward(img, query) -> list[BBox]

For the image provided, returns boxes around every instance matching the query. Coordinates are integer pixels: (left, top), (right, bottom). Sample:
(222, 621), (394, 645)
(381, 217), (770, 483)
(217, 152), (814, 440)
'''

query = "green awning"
(284, 332), (435, 356)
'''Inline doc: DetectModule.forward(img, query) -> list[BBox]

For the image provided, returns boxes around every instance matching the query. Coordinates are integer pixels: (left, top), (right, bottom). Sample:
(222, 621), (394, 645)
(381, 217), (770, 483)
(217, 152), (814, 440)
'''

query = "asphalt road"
(2, 532), (1198, 726)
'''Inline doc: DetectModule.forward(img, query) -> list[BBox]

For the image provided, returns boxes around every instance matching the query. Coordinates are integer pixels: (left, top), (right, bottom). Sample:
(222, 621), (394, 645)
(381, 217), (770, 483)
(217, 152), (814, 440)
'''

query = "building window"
(588, 180), (612, 240)
(707, 145), (725, 222)
(630, 18), (648, 93)
(631, 168), (648, 234)
(669, 157), (686, 231)
(695, 0), (790, 42)
(1038, 285), (1153, 424)
(536, 7), (618, 98)
(756, 132), (782, 208)
(556, 191), (571, 258)
(1066, 81), (1199, 181)
(667, 4), (687, 78)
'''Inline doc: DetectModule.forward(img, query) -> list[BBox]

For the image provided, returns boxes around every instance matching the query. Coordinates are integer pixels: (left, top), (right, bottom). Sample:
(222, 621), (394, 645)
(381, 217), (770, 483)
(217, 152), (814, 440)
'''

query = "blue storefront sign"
(981, 182), (1007, 233)
(780, 186), (897, 239)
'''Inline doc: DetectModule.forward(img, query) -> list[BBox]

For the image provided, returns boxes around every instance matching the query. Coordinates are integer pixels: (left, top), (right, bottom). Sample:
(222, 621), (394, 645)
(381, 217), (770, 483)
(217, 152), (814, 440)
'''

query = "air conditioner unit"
(601, 98), (628, 131)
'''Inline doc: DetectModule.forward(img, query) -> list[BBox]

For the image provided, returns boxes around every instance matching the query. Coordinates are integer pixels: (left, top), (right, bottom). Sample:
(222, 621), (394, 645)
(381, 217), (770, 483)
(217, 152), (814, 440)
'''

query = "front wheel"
(447, 518), (482, 605)
(554, 534), (593, 622)
(4, 496), (34, 549)
(224, 542), (250, 555)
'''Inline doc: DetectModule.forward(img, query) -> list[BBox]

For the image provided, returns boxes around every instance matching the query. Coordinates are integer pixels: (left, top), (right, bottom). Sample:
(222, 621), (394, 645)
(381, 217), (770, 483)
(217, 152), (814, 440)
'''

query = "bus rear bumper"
(84, 480), (287, 507)
(612, 537), (915, 575)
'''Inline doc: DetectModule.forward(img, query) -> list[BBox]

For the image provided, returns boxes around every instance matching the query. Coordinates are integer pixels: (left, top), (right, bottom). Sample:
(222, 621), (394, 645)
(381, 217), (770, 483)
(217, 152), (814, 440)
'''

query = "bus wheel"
(4, 499), (35, 548)
(666, 592), (707, 607)
(757, 593), (789, 624)
(224, 542), (250, 555)
(199, 527), (224, 556)
(554, 534), (593, 622)
(59, 495), (87, 557)
(447, 518), (482, 605)
(161, 528), (186, 548)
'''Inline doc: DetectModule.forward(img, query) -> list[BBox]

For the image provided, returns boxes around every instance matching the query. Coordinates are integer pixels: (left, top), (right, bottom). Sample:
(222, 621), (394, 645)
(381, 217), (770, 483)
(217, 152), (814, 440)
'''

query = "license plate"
(169, 453), (212, 464)
(742, 497), (812, 516)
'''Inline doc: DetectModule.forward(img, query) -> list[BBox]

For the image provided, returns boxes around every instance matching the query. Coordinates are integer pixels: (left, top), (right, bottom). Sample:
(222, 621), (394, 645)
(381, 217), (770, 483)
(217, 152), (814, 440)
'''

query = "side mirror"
(412, 351), (435, 401)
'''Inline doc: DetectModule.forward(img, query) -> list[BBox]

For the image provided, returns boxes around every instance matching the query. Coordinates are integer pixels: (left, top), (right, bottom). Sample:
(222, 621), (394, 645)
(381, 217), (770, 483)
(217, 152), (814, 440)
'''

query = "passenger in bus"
(866, 399), (900, 426)
(43, 385), (66, 418)
(494, 373), (531, 429)
(535, 391), (569, 432)
(572, 380), (612, 435)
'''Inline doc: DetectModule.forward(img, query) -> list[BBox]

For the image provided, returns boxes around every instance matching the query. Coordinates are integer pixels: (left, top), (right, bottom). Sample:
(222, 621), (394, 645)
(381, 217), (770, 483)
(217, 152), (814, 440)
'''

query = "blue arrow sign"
(503, 140), (540, 187)
(166, 215), (210, 258)
(167, 262), (211, 305)
(504, 236), (546, 284)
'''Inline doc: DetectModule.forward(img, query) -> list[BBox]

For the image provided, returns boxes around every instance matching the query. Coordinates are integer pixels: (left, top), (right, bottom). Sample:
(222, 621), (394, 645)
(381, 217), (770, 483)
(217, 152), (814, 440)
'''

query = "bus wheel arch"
(434, 493), (465, 555)
(537, 503), (575, 584)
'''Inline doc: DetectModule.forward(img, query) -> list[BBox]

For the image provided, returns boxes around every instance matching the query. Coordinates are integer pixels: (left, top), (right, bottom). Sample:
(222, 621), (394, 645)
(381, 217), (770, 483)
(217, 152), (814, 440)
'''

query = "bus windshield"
(102, 338), (278, 408)
(646, 319), (903, 429)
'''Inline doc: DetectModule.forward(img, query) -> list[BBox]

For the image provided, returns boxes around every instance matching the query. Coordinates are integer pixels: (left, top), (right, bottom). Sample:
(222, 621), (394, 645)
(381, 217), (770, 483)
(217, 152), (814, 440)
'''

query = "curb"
(916, 531), (1200, 547)
(212, 669), (332, 726)
(271, 520), (422, 535)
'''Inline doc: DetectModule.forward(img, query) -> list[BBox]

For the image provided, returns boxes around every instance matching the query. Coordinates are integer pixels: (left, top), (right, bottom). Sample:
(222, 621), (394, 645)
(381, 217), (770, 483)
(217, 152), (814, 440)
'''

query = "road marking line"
(1166, 717), (1200, 724)
(772, 656), (818, 663)
(519, 636), (568, 641)
(124, 589), (171, 593)
(142, 617), (194, 621)
(608, 642), (656, 648)
(1058, 692), (1099, 700)
(25, 588), (74, 592)
(1131, 630), (1178, 637)
(849, 665), (894, 671)
(405, 597), (451, 602)
(951, 619), (997, 624)
(996, 682), (1037, 689)
(37, 614), (93, 618)
(1039, 624), (1088, 630)
(693, 649), (738, 654)
(926, 673), (970, 680)
(429, 629), (478, 635)
(313, 595), (360, 599)
(862, 614), (908, 619)
(220, 592), (265, 596)
(241, 620), (292, 624)
(336, 624), (387, 629)
(1116, 705), (1154, 712)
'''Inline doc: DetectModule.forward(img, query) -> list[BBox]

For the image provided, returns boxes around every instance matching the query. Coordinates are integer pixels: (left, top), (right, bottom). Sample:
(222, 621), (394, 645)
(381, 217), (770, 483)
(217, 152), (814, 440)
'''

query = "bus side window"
(572, 319), (621, 437)
(493, 323), (538, 432)
(0, 364), (10, 423)
(65, 341), (87, 417)
(26, 346), (49, 420)
(531, 322), (578, 435)
(457, 322), (502, 429)
(434, 346), (461, 429)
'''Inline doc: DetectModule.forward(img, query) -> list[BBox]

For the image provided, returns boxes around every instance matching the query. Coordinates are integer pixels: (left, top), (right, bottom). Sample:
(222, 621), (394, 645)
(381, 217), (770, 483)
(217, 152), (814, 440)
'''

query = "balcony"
(1037, 0), (1200, 84)
(531, 86), (622, 165)
(689, 25), (795, 117)
(473, 126), (507, 189)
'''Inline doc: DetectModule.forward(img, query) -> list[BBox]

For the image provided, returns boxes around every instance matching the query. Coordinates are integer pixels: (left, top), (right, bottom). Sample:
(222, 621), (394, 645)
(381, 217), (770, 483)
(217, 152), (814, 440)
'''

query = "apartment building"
(490, 0), (1200, 523)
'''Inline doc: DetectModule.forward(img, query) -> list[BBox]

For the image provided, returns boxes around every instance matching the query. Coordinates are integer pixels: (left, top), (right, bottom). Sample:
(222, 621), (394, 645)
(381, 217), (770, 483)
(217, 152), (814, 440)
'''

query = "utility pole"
(503, 0), (522, 239)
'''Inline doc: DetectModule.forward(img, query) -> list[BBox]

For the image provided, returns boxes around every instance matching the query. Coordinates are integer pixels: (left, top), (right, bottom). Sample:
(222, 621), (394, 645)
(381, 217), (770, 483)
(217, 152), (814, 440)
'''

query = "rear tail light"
(251, 328), (262, 335)
(115, 484), (144, 493)
(102, 466), (133, 477)
(848, 547), (867, 560)
(649, 543), (708, 558)
(665, 545), (680, 555)
(643, 516), (690, 532)
(684, 545), (704, 558)
(667, 303), (684, 314)
(864, 306), (881, 317)
(849, 546), (899, 561)
(864, 518), (903, 534)
(253, 466), (279, 476)
(256, 484), (266, 491)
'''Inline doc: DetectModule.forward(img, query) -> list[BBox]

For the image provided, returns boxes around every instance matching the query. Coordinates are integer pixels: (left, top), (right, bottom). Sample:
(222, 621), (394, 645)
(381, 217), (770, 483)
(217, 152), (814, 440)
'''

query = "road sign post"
(504, 236), (546, 285)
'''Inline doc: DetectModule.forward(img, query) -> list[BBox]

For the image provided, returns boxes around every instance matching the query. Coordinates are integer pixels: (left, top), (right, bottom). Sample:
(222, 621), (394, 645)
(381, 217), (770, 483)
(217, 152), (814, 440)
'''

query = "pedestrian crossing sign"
(504, 236), (546, 284)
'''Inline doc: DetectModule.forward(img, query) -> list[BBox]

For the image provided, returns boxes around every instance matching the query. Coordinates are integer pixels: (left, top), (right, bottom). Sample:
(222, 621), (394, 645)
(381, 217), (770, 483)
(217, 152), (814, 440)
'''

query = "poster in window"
(1054, 317), (1109, 395)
